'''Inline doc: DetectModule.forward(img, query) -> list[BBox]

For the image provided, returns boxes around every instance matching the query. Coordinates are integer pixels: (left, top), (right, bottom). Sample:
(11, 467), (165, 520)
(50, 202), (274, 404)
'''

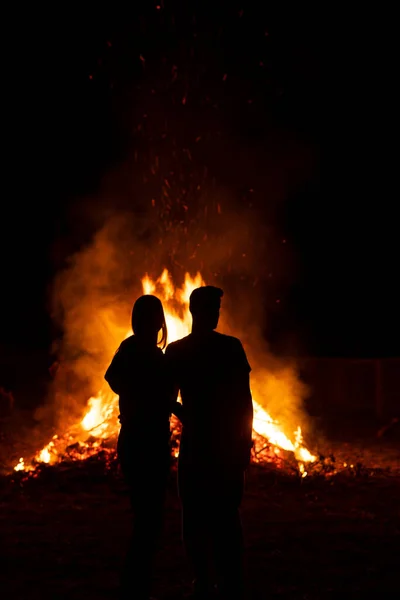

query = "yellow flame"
(82, 396), (104, 431)
(14, 458), (25, 471)
(38, 446), (52, 464)
(80, 392), (117, 437)
(159, 268), (175, 301)
(14, 270), (316, 472)
(142, 274), (156, 295)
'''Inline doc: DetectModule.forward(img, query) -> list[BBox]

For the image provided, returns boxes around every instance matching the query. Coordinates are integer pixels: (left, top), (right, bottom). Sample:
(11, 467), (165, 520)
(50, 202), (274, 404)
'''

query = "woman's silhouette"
(105, 295), (170, 600)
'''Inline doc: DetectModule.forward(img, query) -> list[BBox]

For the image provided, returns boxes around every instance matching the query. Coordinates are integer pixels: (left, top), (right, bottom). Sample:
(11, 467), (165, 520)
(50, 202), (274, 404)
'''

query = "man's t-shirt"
(165, 331), (252, 467)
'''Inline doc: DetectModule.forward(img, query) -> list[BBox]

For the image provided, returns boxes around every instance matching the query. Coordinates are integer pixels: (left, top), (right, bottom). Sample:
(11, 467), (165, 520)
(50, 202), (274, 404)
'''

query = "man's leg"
(212, 470), (245, 599)
(179, 468), (213, 598)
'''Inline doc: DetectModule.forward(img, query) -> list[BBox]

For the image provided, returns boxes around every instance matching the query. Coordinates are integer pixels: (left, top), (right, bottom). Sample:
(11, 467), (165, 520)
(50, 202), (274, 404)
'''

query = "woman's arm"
(165, 345), (185, 424)
(104, 347), (125, 394)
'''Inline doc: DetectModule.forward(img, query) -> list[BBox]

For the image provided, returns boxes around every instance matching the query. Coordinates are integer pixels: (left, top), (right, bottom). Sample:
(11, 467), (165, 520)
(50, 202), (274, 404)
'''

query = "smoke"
(36, 62), (316, 439)
(39, 188), (310, 442)
(218, 267), (310, 439)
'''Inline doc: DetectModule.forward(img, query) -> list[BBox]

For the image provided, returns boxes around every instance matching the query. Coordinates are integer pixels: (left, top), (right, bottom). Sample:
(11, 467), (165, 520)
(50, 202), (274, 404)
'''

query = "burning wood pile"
(13, 270), (323, 480)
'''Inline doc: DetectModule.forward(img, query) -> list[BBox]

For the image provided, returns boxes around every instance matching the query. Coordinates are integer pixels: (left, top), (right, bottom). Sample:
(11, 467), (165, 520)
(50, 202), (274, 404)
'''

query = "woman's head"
(131, 295), (167, 349)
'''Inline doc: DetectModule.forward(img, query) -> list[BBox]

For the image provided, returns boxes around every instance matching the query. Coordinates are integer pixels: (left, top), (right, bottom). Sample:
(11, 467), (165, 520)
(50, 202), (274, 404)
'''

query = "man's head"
(189, 285), (224, 332)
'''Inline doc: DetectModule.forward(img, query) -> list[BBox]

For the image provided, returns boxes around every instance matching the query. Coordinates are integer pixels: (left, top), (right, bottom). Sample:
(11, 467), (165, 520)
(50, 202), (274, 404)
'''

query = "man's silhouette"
(166, 286), (253, 599)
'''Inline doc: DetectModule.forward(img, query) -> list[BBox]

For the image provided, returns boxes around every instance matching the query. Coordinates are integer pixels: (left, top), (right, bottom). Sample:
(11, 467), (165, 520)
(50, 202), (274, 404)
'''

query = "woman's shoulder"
(119, 335), (135, 347)
(118, 336), (166, 362)
(117, 335), (137, 355)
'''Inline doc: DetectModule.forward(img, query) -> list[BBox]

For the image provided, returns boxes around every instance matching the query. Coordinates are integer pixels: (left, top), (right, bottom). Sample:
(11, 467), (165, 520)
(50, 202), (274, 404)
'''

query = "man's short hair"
(189, 286), (224, 315)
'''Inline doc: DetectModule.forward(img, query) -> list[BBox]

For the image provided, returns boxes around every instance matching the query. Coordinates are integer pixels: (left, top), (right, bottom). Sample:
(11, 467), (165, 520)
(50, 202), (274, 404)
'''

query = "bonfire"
(14, 270), (316, 477)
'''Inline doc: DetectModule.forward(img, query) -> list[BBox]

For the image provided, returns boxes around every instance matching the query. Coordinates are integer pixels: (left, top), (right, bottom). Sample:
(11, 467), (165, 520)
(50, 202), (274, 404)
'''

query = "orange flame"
(14, 270), (316, 474)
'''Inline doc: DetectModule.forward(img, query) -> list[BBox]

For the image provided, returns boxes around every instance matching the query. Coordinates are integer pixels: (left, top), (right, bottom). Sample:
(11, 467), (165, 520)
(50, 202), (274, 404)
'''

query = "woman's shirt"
(105, 335), (170, 444)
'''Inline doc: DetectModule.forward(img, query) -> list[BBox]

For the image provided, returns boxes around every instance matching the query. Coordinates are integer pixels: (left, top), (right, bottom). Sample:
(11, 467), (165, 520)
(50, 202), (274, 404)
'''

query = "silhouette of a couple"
(105, 286), (253, 600)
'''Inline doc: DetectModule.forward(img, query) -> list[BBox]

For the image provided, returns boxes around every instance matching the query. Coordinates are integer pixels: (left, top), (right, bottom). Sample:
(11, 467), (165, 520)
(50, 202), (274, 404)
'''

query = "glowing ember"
(14, 270), (316, 474)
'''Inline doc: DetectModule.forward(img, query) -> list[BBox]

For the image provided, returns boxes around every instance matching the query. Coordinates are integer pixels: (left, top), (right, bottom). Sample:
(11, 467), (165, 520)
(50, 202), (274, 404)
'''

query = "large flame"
(14, 270), (316, 475)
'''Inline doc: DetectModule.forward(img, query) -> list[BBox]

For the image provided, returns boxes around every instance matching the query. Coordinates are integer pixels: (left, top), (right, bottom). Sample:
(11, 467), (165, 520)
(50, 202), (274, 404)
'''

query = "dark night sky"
(1, 3), (399, 363)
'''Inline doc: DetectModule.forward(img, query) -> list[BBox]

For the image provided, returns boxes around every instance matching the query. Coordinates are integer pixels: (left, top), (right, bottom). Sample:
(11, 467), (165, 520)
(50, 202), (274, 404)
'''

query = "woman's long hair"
(131, 295), (168, 350)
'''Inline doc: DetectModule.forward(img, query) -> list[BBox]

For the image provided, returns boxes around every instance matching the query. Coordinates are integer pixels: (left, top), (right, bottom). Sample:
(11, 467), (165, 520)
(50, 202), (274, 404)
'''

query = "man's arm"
(237, 371), (254, 467)
(171, 398), (184, 422)
(234, 340), (254, 467)
(241, 372), (254, 447)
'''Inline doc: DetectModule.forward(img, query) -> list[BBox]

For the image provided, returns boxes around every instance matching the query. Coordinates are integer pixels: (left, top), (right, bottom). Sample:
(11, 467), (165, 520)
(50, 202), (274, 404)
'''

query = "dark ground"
(1, 418), (399, 600)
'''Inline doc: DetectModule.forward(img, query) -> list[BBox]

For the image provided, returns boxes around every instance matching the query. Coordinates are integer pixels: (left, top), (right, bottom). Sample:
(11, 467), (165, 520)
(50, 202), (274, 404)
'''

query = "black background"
(1, 3), (399, 361)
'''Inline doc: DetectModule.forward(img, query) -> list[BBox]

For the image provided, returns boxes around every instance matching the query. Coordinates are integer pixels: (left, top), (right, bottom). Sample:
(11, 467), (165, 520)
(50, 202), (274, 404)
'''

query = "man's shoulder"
(166, 332), (245, 355)
(214, 332), (251, 371)
(165, 335), (191, 354)
(213, 331), (243, 349)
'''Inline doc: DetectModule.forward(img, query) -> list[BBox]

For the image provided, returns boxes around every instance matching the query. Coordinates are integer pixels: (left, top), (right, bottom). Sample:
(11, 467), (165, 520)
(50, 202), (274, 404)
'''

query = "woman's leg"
(120, 449), (169, 599)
